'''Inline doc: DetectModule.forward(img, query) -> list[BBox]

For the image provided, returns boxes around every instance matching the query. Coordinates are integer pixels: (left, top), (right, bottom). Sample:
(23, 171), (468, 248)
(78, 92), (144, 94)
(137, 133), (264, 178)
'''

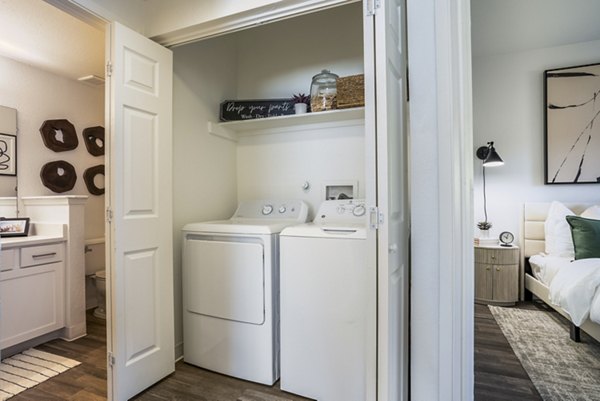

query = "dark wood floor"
(474, 302), (542, 401)
(10, 310), (108, 400)
(8, 311), (309, 401)
(10, 302), (572, 400)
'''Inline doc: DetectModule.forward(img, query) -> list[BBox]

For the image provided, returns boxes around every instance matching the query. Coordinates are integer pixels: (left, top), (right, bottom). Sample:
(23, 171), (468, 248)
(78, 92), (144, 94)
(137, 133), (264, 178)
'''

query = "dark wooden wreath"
(40, 160), (77, 193)
(83, 164), (105, 195)
(40, 119), (78, 152)
(82, 126), (105, 156)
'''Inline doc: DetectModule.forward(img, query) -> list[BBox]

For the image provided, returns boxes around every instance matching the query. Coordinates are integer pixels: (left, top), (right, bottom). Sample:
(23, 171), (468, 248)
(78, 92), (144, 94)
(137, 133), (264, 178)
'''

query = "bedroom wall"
(472, 39), (600, 242)
(0, 54), (105, 240)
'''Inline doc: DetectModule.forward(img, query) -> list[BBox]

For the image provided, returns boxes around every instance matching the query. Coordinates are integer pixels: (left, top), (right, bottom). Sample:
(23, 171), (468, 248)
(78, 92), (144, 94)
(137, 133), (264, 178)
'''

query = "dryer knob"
(278, 206), (287, 214)
(353, 204), (366, 217)
(262, 204), (274, 215)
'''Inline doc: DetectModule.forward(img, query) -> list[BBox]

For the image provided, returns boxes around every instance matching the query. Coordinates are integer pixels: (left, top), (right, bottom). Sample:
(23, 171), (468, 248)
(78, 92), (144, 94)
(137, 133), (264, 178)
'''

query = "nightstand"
(474, 244), (519, 306)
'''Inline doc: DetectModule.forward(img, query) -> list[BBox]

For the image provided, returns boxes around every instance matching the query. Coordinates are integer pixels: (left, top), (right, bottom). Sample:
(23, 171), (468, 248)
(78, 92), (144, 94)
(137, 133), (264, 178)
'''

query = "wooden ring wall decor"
(82, 126), (105, 156)
(83, 165), (105, 196)
(40, 119), (78, 152)
(40, 160), (77, 193)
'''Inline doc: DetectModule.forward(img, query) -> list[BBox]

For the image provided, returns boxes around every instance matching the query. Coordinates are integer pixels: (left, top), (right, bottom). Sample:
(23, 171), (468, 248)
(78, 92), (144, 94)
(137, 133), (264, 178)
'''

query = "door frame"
(407, 0), (474, 400)
(45, 0), (475, 399)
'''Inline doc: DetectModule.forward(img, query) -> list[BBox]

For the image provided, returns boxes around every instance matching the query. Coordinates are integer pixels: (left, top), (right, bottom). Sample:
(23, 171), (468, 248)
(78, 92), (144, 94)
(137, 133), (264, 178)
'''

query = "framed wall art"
(0, 133), (16, 176)
(544, 62), (600, 184)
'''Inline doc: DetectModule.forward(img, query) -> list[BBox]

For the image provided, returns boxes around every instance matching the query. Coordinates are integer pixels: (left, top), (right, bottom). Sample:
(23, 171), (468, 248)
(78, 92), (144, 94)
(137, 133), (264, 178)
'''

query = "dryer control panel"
(313, 199), (367, 225)
(233, 199), (309, 222)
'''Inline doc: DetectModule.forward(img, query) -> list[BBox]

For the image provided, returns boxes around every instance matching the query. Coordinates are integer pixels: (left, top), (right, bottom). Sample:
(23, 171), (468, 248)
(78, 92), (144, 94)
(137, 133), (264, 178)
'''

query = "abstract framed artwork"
(0, 133), (16, 176)
(544, 62), (600, 184)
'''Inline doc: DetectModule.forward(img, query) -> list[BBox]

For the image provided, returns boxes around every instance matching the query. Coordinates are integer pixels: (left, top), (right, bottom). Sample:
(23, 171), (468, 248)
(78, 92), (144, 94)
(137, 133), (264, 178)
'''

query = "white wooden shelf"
(208, 107), (365, 142)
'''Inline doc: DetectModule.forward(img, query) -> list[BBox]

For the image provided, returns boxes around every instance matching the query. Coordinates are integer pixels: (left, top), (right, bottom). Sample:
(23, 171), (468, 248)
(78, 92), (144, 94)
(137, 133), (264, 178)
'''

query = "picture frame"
(0, 217), (30, 237)
(0, 133), (17, 176)
(544, 62), (600, 184)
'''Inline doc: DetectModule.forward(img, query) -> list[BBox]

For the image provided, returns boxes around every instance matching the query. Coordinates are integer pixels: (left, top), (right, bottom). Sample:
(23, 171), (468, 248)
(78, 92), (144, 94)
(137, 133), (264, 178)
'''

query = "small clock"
(499, 231), (514, 247)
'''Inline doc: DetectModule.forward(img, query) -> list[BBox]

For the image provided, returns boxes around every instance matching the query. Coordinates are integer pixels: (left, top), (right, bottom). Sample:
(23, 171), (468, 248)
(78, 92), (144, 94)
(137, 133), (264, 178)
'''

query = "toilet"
(84, 238), (106, 319)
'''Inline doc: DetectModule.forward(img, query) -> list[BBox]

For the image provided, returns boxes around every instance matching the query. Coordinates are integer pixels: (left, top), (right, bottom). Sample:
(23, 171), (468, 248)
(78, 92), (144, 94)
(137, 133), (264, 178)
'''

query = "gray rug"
(489, 305), (600, 401)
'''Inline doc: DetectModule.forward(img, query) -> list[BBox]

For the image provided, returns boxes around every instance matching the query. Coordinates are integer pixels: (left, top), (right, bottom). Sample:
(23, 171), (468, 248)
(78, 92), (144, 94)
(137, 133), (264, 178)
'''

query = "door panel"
(107, 22), (174, 401)
(372, 0), (409, 400)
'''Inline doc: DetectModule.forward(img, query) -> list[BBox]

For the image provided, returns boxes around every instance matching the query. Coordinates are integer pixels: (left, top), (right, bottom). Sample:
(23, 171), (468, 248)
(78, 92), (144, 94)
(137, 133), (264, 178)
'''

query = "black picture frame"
(544, 62), (600, 184)
(0, 217), (30, 237)
(0, 133), (17, 176)
(219, 99), (294, 121)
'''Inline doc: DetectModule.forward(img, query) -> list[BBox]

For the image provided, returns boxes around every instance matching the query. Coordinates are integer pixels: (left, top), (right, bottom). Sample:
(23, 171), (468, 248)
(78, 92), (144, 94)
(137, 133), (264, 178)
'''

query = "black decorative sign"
(219, 99), (294, 121)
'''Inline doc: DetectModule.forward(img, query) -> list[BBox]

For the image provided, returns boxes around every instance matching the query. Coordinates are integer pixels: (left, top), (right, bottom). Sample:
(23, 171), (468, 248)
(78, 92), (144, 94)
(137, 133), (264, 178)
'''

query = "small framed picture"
(0, 133), (16, 176)
(0, 218), (30, 237)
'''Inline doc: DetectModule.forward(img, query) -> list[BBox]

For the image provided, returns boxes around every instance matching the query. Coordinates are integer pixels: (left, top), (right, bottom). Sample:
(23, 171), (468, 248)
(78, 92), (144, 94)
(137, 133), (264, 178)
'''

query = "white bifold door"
(364, 0), (410, 400)
(106, 22), (175, 401)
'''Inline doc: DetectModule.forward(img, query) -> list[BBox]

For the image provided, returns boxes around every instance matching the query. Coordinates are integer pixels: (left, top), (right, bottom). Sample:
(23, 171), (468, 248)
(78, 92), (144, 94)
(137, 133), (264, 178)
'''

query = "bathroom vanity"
(0, 195), (88, 356)
(0, 223), (66, 351)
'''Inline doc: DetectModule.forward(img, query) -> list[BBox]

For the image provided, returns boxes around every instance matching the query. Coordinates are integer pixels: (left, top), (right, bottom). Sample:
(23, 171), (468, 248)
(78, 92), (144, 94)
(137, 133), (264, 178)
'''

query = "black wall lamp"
(476, 142), (504, 231)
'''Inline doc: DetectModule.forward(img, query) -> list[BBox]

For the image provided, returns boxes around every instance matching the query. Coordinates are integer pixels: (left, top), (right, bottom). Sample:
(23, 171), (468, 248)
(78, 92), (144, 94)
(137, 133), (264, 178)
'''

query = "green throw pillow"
(566, 216), (600, 260)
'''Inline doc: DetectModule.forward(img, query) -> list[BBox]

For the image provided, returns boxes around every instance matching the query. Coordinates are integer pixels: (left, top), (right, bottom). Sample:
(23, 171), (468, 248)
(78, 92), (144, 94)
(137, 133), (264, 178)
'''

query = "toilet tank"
(85, 238), (105, 276)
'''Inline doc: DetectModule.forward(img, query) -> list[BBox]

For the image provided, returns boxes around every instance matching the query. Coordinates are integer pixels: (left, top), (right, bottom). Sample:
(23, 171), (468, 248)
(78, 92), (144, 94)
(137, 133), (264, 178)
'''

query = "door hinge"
(106, 61), (113, 77)
(366, 0), (381, 16)
(108, 351), (115, 367)
(369, 206), (384, 230)
(106, 207), (113, 223)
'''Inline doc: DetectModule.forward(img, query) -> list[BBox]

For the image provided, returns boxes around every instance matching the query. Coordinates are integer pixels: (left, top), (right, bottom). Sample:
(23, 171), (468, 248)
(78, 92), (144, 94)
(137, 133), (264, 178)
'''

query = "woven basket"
(337, 74), (365, 109)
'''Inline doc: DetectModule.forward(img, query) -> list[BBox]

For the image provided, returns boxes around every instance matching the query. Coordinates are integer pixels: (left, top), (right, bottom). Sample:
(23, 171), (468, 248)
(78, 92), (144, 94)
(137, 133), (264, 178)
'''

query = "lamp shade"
(476, 142), (504, 167)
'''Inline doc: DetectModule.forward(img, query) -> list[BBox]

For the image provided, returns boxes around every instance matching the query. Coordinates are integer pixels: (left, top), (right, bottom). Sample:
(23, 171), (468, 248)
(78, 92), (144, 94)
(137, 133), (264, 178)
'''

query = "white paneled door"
(365, 0), (410, 399)
(106, 22), (174, 401)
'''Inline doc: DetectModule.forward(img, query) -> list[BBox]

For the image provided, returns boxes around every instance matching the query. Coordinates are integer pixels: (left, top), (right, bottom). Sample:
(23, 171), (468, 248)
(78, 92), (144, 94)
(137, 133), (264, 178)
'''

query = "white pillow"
(581, 205), (600, 220)
(545, 201), (575, 258)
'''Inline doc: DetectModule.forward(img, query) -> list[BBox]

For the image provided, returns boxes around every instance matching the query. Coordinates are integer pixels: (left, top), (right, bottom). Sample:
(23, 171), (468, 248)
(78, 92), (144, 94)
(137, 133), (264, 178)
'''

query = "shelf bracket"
(207, 121), (238, 142)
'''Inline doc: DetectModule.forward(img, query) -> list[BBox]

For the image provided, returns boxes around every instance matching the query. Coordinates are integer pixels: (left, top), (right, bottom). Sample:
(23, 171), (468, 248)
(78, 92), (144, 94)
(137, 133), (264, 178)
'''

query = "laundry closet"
(106, 0), (407, 399)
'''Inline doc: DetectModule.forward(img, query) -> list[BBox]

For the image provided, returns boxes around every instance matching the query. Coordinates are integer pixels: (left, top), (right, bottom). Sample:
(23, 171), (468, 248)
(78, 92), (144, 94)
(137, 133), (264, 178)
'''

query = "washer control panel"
(234, 199), (309, 222)
(314, 199), (367, 225)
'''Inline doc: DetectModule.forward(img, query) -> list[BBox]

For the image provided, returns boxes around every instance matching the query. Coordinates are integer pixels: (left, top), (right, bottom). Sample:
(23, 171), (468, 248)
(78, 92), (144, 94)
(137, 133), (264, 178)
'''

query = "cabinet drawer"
(1, 249), (18, 272)
(474, 247), (518, 265)
(20, 243), (64, 267)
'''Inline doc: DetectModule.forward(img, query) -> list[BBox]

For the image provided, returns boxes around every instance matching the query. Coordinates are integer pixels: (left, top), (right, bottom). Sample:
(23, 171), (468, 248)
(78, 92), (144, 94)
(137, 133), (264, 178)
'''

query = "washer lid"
(281, 222), (366, 239)
(183, 218), (299, 235)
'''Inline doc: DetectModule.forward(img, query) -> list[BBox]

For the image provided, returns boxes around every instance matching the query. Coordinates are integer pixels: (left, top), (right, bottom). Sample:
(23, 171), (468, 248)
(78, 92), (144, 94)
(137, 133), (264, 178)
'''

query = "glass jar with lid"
(310, 69), (339, 112)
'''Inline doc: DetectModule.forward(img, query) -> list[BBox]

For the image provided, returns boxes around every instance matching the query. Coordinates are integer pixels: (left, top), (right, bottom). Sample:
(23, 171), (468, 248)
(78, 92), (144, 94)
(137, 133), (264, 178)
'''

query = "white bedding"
(536, 256), (600, 326)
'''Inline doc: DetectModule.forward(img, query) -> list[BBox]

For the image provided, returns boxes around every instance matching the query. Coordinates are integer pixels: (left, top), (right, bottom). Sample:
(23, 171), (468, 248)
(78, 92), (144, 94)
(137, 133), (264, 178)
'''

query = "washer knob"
(353, 204), (366, 217)
(262, 204), (274, 215)
(278, 206), (287, 214)
(337, 206), (345, 214)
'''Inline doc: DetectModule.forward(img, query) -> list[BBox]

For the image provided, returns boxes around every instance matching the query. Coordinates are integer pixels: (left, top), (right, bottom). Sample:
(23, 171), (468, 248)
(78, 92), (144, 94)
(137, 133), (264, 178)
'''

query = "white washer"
(280, 199), (372, 401)
(182, 200), (308, 385)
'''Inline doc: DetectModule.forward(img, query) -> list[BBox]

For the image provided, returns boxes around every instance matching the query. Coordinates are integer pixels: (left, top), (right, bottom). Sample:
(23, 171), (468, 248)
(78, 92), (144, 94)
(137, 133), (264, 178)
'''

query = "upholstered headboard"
(521, 202), (594, 258)
(520, 202), (594, 300)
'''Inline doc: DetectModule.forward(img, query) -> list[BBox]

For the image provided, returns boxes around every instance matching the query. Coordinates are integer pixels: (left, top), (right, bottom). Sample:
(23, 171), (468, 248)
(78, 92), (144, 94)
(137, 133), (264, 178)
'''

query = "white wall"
(235, 3), (363, 98)
(234, 3), (364, 214)
(0, 55), (105, 239)
(472, 39), (600, 242)
(172, 34), (239, 356)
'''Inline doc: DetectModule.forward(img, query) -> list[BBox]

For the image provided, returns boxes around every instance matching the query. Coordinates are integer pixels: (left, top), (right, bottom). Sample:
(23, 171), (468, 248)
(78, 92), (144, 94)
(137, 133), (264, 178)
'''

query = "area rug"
(489, 305), (600, 401)
(0, 348), (80, 400)
(237, 389), (294, 401)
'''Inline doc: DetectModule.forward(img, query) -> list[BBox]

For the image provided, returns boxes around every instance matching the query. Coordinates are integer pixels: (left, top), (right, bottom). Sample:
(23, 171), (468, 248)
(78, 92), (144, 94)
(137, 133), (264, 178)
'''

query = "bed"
(521, 202), (600, 343)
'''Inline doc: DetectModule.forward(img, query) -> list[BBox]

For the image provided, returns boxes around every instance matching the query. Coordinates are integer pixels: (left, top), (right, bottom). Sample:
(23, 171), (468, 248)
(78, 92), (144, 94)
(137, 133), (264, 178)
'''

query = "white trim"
(150, 0), (358, 47)
(408, 0), (473, 399)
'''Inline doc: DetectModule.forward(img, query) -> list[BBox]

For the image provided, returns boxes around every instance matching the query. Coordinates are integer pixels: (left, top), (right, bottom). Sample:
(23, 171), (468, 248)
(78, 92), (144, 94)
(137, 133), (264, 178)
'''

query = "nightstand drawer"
(474, 247), (519, 264)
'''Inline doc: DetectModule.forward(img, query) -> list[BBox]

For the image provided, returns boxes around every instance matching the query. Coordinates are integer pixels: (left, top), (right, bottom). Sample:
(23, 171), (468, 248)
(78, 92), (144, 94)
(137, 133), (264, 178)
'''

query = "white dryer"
(182, 200), (308, 385)
(280, 199), (374, 401)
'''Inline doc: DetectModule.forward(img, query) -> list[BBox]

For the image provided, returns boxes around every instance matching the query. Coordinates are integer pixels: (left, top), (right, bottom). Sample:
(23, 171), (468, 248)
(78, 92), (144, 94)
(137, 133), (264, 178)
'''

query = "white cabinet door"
(106, 22), (174, 401)
(365, 0), (409, 400)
